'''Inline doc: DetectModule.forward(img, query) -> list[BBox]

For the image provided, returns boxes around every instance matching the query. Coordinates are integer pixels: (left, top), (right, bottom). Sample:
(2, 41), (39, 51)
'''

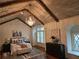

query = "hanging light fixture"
(26, 16), (35, 26)
(20, 12), (35, 26)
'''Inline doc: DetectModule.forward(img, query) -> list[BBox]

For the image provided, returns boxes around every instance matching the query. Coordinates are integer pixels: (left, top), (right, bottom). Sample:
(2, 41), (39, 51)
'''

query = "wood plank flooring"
(0, 47), (58, 59)
(0, 53), (58, 59)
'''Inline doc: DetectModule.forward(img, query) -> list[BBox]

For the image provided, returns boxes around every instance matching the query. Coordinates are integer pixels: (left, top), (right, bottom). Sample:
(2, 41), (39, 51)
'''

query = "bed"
(10, 37), (32, 55)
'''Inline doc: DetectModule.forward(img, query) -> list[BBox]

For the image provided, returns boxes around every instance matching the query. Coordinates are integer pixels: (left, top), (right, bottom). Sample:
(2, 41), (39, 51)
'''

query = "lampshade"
(26, 16), (35, 26)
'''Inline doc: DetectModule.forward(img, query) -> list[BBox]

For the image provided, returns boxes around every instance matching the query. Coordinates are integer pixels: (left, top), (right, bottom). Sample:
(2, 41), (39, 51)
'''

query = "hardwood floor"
(0, 53), (58, 59)
(0, 47), (58, 59)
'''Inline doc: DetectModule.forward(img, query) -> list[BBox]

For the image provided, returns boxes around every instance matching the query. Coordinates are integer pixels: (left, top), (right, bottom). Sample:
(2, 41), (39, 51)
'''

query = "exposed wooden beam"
(0, 9), (24, 18)
(0, 18), (16, 25)
(0, 8), (44, 26)
(0, 0), (33, 7)
(25, 9), (44, 25)
(17, 17), (32, 28)
(0, 17), (31, 28)
(36, 0), (59, 22)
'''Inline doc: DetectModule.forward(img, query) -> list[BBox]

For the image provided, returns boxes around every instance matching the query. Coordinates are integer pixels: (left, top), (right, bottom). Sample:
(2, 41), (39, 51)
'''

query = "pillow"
(11, 44), (21, 55)
(11, 38), (18, 44)
(21, 44), (27, 48)
(13, 40), (18, 44)
(26, 43), (32, 49)
(24, 41), (30, 43)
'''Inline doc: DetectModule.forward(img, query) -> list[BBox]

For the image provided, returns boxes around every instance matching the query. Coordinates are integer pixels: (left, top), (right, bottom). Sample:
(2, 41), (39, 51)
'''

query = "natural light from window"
(67, 25), (79, 56)
(73, 34), (79, 51)
(36, 27), (45, 43)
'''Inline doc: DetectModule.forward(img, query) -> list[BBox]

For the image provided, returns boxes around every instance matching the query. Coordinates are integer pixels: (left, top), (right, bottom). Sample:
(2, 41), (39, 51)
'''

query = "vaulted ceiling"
(0, 0), (79, 27)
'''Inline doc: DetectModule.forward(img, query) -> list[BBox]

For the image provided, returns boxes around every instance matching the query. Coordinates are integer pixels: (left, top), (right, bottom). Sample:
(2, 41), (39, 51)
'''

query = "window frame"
(36, 27), (45, 44)
(67, 25), (79, 56)
(71, 32), (79, 52)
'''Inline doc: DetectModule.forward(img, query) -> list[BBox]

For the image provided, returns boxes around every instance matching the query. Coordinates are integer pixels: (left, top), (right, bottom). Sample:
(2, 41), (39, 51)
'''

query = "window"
(71, 33), (79, 51)
(36, 27), (45, 43)
(37, 31), (44, 43)
(67, 25), (79, 56)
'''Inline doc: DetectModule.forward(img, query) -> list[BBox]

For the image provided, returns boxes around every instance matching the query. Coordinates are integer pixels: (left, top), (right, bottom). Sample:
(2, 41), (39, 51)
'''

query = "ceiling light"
(26, 16), (35, 26)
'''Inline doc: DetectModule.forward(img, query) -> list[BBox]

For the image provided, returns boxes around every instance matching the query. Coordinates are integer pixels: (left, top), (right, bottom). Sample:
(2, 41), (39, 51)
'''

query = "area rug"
(1, 48), (45, 59)
(22, 48), (45, 59)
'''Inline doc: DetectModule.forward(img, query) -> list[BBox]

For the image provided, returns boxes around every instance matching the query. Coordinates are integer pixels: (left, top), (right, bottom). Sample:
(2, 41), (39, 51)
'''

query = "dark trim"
(0, 9), (24, 18)
(37, 0), (59, 22)
(0, 0), (33, 7)
(0, 8), (44, 26)
(26, 9), (44, 25)
(18, 17), (32, 28)
(0, 17), (31, 28)
(0, 18), (16, 25)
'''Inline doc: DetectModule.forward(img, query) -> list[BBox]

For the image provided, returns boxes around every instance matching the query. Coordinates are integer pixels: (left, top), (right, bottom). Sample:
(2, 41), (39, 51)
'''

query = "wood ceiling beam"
(0, 0), (33, 7)
(25, 9), (44, 25)
(0, 17), (31, 28)
(0, 8), (44, 26)
(17, 17), (32, 28)
(36, 0), (59, 22)
(0, 9), (24, 18)
(0, 18), (16, 25)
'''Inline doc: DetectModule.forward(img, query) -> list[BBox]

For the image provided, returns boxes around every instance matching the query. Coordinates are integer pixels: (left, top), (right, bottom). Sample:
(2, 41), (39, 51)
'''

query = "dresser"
(46, 43), (66, 59)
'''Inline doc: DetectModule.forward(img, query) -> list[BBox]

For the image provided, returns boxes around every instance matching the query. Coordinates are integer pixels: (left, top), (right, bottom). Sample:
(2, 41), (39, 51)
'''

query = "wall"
(44, 21), (61, 43)
(44, 15), (79, 59)
(0, 19), (32, 45)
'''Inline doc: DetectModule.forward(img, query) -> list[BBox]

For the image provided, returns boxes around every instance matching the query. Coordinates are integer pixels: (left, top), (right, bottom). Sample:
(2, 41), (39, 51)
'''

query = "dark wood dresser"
(46, 43), (66, 59)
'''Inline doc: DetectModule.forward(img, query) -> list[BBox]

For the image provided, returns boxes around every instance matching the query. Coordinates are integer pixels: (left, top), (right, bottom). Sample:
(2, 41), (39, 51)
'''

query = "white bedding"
(11, 44), (22, 55)
(11, 43), (32, 55)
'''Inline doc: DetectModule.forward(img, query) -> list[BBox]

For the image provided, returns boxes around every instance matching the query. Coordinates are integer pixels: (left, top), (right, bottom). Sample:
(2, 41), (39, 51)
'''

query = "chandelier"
(20, 12), (35, 26)
(26, 16), (35, 26)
